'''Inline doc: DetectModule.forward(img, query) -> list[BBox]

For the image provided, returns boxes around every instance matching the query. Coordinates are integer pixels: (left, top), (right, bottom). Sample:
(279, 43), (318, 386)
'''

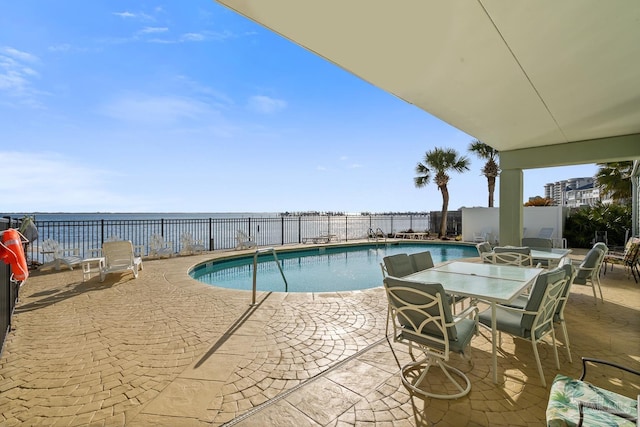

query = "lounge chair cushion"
(546, 374), (637, 427)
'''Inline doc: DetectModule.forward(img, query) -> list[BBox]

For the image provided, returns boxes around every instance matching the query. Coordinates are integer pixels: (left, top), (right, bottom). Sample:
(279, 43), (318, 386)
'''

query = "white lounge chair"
(100, 240), (143, 282)
(39, 239), (83, 271)
(180, 233), (206, 255)
(149, 234), (174, 258)
(236, 230), (257, 250)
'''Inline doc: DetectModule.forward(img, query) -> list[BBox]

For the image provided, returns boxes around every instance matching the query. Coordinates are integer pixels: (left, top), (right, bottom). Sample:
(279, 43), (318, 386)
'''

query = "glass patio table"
(406, 261), (544, 384)
(530, 248), (572, 268)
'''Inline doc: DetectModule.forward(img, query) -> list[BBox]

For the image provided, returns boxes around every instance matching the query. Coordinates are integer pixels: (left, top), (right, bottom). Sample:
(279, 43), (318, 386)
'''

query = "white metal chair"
(482, 246), (534, 267)
(39, 239), (82, 271)
(149, 234), (174, 258)
(478, 267), (568, 387)
(503, 262), (577, 362)
(573, 246), (606, 302)
(384, 276), (478, 399)
(236, 230), (257, 250)
(180, 233), (205, 255)
(100, 240), (143, 282)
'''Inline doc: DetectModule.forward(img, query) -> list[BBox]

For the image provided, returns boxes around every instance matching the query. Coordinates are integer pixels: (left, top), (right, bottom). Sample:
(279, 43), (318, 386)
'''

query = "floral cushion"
(546, 374), (637, 427)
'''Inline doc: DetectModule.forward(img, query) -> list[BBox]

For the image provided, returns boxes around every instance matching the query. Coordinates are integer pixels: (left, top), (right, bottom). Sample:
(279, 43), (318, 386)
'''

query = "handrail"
(367, 227), (387, 243)
(252, 247), (288, 305)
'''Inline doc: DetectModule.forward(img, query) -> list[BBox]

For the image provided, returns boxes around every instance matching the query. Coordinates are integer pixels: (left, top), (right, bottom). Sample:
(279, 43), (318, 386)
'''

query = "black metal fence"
(23, 214), (437, 263)
(1, 217), (21, 356)
(16, 211), (472, 264)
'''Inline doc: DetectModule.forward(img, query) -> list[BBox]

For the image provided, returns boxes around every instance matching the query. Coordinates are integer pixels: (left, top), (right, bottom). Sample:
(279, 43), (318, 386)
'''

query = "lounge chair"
(603, 237), (640, 283)
(473, 227), (492, 243)
(39, 239), (83, 271)
(180, 233), (205, 255)
(236, 230), (257, 250)
(546, 357), (640, 426)
(100, 240), (143, 282)
(149, 234), (174, 258)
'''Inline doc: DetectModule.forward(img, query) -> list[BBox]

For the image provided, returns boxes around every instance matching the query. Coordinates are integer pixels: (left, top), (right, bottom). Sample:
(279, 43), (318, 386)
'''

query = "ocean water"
(6, 212), (432, 261)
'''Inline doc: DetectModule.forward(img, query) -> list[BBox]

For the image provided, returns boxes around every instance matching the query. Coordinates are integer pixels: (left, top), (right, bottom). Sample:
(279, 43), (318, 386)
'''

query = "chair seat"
(399, 317), (476, 354)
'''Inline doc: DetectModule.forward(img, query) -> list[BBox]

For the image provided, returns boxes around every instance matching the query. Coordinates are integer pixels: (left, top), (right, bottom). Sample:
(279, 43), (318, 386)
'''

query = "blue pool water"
(190, 243), (477, 293)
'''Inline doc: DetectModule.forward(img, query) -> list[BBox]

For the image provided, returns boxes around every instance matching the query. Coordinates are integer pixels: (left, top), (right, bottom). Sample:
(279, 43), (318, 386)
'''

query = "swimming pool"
(190, 243), (477, 293)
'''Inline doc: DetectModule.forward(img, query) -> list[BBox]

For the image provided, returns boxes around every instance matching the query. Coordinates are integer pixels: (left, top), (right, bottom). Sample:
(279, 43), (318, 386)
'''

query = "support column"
(499, 168), (523, 246)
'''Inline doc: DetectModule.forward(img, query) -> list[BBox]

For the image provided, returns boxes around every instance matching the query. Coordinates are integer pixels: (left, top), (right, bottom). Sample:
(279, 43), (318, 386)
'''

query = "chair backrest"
(383, 253), (415, 278)
(476, 242), (492, 256)
(383, 276), (456, 344)
(592, 242), (608, 255)
(575, 247), (604, 283)
(522, 266), (567, 335)
(103, 240), (135, 268)
(409, 251), (434, 272)
(538, 227), (555, 239)
(521, 237), (553, 249)
(490, 246), (533, 267)
(555, 262), (577, 320)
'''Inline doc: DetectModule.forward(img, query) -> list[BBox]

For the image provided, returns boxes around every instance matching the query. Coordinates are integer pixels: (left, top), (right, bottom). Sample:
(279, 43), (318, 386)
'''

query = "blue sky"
(0, 1), (597, 214)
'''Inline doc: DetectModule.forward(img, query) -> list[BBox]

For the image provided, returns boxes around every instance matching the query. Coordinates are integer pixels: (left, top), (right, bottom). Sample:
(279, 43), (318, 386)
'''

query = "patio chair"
(522, 238), (553, 266)
(382, 253), (415, 278)
(538, 227), (555, 239)
(236, 230), (257, 250)
(546, 357), (640, 426)
(573, 246), (606, 302)
(472, 227), (491, 243)
(482, 246), (534, 267)
(100, 240), (143, 282)
(603, 237), (640, 283)
(521, 237), (553, 249)
(383, 253), (466, 314)
(409, 250), (434, 271)
(503, 262), (577, 362)
(180, 233), (205, 255)
(475, 242), (492, 257)
(39, 239), (83, 271)
(383, 276), (478, 399)
(478, 266), (568, 387)
(148, 234), (174, 258)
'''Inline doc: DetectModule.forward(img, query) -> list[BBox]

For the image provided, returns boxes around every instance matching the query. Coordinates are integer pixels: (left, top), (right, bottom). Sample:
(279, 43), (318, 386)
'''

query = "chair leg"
(400, 355), (471, 400)
(558, 319), (572, 363)
(531, 336), (546, 387)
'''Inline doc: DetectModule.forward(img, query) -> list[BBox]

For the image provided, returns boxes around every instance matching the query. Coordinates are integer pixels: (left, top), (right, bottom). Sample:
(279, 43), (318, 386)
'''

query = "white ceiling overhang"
(214, 0), (640, 161)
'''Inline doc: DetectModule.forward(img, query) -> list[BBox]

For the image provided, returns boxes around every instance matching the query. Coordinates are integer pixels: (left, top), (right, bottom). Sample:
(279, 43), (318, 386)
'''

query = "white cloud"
(139, 26), (168, 34)
(0, 151), (137, 212)
(0, 47), (43, 107)
(99, 93), (218, 125)
(247, 95), (287, 114)
(113, 11), (136, 18)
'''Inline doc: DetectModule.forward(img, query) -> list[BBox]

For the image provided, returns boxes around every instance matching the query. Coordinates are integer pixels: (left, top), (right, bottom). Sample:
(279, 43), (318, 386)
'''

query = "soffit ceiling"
(214, 0), (640, 153)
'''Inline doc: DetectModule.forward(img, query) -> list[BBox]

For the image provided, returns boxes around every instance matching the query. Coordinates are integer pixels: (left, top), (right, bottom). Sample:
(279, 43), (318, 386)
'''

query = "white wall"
(462, 206), (568, 246)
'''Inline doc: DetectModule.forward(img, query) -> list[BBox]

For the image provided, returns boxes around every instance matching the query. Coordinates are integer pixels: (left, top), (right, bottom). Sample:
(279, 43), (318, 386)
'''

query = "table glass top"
(407, 261), (544, 304)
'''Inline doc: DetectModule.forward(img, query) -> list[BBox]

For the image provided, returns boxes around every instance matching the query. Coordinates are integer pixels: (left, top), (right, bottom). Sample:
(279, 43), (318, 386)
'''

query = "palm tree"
(415, 147), (470, 238)
(468, 140), (500, 207)
(595, 161), (633, 203)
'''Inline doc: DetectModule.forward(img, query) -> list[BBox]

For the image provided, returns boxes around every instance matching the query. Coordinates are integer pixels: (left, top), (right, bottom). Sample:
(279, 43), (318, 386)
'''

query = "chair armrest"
(580, 357), (640, 381)
(59, 247), (80, 256)
(578, 401), (638, 426)
(452, 305), (478, 323)
(88, 247), (102, 257)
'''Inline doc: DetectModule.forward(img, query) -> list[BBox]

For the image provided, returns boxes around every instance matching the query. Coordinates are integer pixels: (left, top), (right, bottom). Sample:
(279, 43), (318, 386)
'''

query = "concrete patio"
(1, 246), (638, 426)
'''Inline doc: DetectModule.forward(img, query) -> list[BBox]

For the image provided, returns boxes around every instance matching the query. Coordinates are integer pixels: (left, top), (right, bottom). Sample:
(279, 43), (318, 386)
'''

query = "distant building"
(544, 177), (607, 207)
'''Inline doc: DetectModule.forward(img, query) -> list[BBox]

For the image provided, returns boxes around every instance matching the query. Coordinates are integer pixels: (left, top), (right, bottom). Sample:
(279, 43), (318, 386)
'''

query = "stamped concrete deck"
(1, 245), (638, 426)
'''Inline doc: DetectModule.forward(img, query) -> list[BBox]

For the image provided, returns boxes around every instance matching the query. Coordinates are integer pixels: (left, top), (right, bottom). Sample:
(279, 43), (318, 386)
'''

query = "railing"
(0, 217), (21, 357)
(22, 214), (433, 263)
